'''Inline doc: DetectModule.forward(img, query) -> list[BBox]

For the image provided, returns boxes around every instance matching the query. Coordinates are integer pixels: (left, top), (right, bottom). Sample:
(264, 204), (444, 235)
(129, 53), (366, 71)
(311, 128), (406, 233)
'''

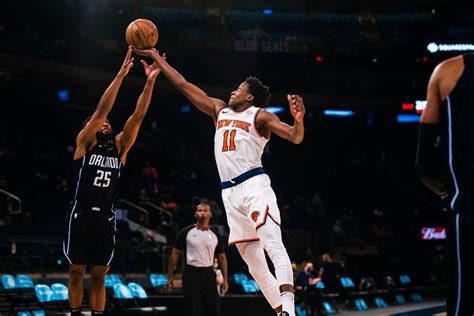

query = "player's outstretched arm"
(132, 48), (225, 120)
(74, 47), (134, 159)
(258, 94), (305, 144)
(116, 57), (163, 164)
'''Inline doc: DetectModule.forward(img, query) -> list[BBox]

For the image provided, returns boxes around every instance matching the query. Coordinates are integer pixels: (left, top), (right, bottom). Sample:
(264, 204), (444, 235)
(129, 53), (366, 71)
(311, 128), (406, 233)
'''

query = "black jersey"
(71, 140), (122, 213)
(445, 53), (474, 213)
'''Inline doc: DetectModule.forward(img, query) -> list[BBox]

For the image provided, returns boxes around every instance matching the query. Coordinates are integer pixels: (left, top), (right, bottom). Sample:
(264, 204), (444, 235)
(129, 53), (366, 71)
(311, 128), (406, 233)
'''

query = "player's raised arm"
(74, 47), (134, 159)
(132, 48), (226, 120)
(257, 94), (305, 144)
(115, 57), (163, 164)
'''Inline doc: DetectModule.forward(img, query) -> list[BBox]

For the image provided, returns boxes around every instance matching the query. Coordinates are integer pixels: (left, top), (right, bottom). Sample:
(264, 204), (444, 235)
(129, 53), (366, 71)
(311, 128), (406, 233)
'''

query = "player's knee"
(90, 270), (107, 287)
(261, 238), (286, 259)
(70, 268), (85, 283)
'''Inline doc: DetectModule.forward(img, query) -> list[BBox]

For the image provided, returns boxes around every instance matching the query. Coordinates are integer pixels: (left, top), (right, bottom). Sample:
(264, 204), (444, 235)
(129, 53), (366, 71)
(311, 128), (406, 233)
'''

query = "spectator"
(295, 262), (323, 316)
(296, 262), (320, 287)
(319, 254), (339, 293)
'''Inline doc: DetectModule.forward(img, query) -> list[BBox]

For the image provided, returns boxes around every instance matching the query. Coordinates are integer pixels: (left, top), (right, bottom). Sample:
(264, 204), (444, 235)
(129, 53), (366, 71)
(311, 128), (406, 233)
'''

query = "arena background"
(1, 0), (473, 315)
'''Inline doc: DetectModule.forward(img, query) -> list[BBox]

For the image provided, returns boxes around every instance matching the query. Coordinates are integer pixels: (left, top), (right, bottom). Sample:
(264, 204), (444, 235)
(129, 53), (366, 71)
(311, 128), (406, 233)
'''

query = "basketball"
(125, 19), (159, 50)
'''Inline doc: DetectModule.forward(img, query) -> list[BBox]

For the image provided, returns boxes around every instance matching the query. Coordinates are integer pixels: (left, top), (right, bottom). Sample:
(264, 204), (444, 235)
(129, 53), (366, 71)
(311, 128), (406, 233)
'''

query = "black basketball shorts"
(63, 203), (116, 266)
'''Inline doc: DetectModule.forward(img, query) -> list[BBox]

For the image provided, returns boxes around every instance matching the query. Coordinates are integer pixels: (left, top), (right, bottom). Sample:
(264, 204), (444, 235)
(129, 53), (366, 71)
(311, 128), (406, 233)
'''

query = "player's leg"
(223, 183), (285, 314)
(244, 175), (295, 315)
(89, 265), (110, 314)
(68, 264), (86, 314)
(88, 213), (115, 314)
(257, 218), (295, 315)
(64, 206), (88, 315)
(236, 241), (283, 313)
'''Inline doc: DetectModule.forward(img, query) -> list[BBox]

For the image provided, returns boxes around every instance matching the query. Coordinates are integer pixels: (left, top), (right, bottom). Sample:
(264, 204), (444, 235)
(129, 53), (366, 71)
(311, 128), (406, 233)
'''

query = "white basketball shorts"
(221, 174), (281, 245)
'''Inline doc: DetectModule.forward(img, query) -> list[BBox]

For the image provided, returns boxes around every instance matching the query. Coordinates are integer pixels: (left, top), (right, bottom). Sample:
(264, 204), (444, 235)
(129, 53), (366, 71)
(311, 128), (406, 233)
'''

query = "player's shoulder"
(255, 107), (278, 123)
(211, 98), (227, 115)
(434, 55), (464, 75)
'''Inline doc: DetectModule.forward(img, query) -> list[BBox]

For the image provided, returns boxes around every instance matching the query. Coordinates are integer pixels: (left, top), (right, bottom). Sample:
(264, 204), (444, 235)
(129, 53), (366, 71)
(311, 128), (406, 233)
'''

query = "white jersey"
(214, 106), (268, 181)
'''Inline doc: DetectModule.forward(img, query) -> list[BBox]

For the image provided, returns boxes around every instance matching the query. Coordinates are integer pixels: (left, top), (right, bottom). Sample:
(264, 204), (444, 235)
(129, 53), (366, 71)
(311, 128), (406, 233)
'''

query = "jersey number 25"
(93, 170), (111, 188)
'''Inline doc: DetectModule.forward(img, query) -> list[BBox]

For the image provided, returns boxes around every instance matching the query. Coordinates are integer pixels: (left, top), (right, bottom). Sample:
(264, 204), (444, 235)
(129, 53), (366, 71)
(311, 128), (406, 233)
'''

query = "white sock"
(281, 291), (295, 316)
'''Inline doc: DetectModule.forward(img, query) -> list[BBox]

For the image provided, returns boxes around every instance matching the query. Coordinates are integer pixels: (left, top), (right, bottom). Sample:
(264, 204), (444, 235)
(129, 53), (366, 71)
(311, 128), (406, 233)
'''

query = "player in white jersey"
(134, 48), (305, 316)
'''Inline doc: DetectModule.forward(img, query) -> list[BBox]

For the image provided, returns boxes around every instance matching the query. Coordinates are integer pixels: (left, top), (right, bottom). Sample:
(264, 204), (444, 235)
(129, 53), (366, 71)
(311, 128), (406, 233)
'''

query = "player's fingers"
(140, 59), (149, 67)
(287, 94), (293, 106)
(131, 46), (146, 56)
(125, 46), (133, 61)
(289, 94), (296, 104)
(297, 96), (303, 106)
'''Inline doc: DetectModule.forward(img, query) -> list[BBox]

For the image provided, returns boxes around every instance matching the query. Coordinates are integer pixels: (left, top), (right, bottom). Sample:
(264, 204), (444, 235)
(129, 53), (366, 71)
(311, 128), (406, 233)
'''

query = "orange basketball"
(125, 19), (159, 50)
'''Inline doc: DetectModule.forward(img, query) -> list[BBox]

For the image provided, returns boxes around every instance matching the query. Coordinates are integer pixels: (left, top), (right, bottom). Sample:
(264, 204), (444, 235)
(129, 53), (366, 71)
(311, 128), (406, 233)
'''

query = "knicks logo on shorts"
(251, 211), (260, 222)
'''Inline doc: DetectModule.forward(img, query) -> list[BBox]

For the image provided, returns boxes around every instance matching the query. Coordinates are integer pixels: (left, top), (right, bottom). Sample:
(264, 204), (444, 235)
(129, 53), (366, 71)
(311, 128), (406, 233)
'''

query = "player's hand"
(220, 281), (229, 295)
(141, 53), (166, 80)
(118, 46), (134, 77)
(287, 94), (305, 122)
(132, 47), (166, 64)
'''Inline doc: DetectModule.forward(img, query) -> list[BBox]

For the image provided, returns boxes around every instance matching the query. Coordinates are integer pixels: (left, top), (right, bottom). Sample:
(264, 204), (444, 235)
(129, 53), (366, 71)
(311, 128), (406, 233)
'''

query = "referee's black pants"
(182, 265), (219, 316)
(446, 212), (474, 316)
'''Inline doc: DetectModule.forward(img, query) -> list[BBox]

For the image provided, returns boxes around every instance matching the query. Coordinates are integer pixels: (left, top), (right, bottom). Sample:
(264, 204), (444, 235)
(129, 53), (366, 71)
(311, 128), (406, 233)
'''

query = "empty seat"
(34, 285), (54, 303)
(51, 283), (69, 311)
(128, 282), (168, 314)
(2, 275), (18, 290)
(149, 274), (168, 287)
(16, 275), (34, 289)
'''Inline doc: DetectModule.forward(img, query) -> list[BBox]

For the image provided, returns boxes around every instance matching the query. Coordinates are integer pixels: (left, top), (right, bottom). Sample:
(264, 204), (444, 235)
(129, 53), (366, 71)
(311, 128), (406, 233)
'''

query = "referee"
(167, 202), (229, 316)
(416, 54), (474, 315)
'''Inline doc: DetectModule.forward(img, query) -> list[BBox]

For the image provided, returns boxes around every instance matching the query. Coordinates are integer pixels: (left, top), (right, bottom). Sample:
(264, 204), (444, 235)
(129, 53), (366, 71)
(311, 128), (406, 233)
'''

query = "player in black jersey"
(417, 54), (474, 315)
(64, 46), (164, 316)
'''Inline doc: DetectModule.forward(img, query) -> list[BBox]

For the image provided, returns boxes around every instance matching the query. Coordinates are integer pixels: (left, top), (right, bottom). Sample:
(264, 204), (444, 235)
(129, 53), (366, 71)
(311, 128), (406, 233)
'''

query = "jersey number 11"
(222, 130), (237, 152)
